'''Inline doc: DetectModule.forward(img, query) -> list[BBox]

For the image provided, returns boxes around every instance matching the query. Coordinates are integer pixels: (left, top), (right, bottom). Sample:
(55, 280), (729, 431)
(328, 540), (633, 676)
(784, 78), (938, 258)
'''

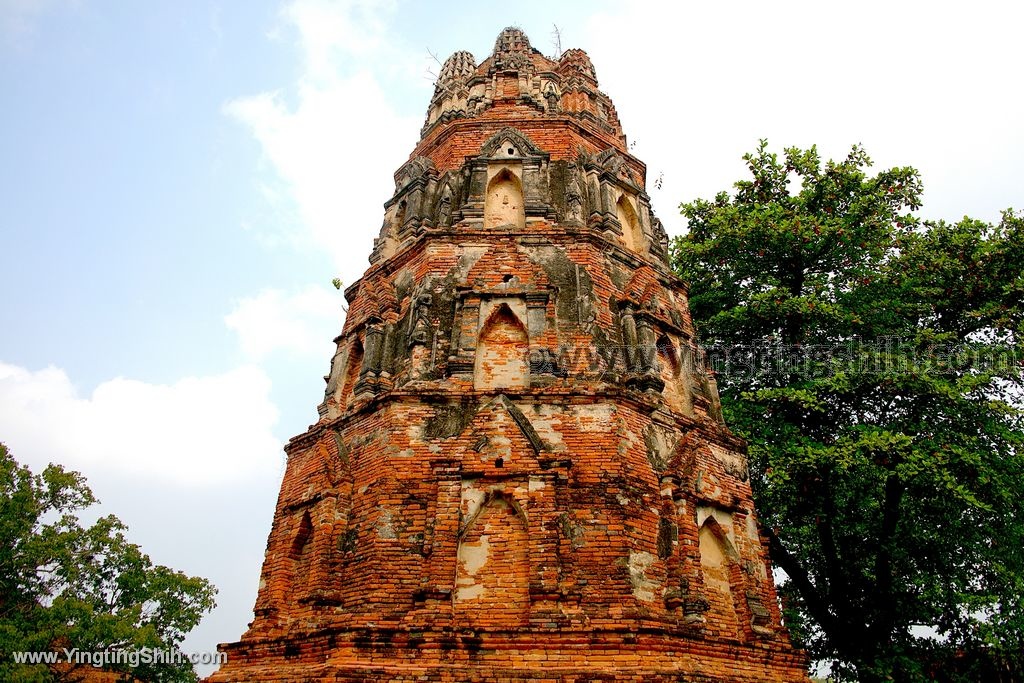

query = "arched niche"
(698, 517), (741, 640)
(474, 303), (529, 390)
(454, 492), (530, 626)
(286, 509), (314, 597)
(339, 338), (363, 405)
(657, 336), (692, 414)
(484, 167), (525, 229)
(616, 193), (644, 252)
(289, 510), (313, 560)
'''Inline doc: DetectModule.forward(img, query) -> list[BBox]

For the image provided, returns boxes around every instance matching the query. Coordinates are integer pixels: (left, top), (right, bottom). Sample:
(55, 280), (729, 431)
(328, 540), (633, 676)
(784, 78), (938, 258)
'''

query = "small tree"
(0, 442), (217, 682)
(673, 141), (1024, 681)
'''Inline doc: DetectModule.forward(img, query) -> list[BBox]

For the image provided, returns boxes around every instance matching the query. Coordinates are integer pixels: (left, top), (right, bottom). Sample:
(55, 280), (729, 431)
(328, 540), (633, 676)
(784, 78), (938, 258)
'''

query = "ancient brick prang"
(207, 28), (810, 683)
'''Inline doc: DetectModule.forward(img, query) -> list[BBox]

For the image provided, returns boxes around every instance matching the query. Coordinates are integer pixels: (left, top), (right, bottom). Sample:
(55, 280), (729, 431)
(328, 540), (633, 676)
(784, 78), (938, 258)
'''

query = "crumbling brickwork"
(206, 28), (810, 683)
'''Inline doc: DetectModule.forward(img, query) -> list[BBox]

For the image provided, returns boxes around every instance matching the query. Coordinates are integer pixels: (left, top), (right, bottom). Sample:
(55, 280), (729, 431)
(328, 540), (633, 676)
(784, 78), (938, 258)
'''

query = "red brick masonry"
(206, 28), (810, 683)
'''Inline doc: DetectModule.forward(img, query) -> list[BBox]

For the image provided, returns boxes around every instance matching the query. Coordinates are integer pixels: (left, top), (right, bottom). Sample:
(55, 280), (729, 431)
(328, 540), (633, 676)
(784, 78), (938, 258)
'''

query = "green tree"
(673, 141), (1024, 682)
(0, 443), (217, 682)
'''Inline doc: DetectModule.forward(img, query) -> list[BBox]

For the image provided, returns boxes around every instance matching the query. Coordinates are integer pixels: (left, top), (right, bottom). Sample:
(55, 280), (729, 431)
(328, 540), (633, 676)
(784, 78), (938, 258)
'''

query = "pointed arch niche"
(484, 166), (525, 229)
(287, 509), (314, 596)
(339, 338), (364, 405)
(455, 492), (530, 626)
(616, 193), (644, 252)
(698, 515), (741, 640)
(658, 335), (692, 414)
(474, 303), (529, 390)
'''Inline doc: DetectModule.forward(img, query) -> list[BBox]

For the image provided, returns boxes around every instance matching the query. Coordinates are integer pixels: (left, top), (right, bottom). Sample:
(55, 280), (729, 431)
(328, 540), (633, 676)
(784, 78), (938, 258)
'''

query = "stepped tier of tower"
(206, 28), (809, 683)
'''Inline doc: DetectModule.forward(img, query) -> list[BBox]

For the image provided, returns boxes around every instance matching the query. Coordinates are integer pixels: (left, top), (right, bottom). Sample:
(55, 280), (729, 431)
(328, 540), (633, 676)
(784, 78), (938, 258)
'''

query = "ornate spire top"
(437, 50), (477, 86)
(558, 48), (598, 83)
(422, 28), (627, 153)
(492, 26), (533, 57)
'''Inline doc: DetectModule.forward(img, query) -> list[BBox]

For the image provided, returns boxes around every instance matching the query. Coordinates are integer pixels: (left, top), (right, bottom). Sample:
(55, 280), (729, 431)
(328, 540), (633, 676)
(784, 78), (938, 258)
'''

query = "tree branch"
(765, 525), (840, 642)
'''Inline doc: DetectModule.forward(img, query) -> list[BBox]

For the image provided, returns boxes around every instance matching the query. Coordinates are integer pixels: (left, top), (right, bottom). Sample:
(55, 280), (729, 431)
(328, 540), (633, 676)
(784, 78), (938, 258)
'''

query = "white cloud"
(225, 285), (342, 360)
(224, 0), (424, 283)
(281, 0), (396, 77)
(0, 362), (282, 485)
(0, 364), (285, 680)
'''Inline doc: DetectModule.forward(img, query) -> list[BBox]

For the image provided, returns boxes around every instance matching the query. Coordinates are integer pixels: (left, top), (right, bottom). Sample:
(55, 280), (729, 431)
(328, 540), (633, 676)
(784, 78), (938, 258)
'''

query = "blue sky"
(1, 0), (1022, 673)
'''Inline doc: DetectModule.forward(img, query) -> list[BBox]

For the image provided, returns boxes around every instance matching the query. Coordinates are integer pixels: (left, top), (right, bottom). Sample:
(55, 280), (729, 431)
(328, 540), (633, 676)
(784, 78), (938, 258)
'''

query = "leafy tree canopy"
(673, 141), (1024, 682)
(0, 443), (217, 682)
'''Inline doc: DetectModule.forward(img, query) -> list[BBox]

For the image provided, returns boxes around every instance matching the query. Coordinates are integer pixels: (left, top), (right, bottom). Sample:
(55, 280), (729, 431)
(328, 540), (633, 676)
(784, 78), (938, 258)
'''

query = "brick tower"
(208, 28), (809, 682)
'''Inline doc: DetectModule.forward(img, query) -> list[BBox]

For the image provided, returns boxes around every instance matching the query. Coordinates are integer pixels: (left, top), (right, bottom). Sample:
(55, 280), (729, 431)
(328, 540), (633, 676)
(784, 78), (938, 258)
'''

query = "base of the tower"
(205, 627), (810, 682)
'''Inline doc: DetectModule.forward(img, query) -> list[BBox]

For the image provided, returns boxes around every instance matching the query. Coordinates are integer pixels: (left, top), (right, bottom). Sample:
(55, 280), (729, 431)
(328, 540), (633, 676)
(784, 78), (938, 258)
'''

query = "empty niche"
(339, 339), (363, 404)
(484, 167), (525, 229)
(394, 199), (407, 230)
(615, 194), (643, 252)
(698, 518), (741, 640)
(500, 76), (520, 98)
(288, 510), (314, 593)
(455, 493), (530, 626)
(474, 303), (528, 390)
(657, 336), (691, 413)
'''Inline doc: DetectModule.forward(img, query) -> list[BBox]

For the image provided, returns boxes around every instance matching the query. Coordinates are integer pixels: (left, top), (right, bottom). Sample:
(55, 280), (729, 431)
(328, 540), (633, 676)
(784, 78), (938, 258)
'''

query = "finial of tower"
(558, 48), (598, 84)
(492, 27), (533, 56)
(420, 27), (627, 153)
(437, 50), (477, 87)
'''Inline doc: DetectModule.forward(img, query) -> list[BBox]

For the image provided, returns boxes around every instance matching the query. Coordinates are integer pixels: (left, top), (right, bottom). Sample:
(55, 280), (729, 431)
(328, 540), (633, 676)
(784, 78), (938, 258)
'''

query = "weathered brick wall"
(414, 115), (638, 178)
(206, 27), (809, 683)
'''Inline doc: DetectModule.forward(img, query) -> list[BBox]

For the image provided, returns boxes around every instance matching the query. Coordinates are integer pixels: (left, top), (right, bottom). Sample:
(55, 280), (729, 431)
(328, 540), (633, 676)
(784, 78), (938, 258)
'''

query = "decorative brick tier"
(206, 27), (810, 683)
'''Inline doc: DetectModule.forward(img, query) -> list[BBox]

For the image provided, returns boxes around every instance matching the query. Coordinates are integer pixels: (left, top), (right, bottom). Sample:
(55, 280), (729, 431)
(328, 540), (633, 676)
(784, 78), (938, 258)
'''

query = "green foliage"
(0, 443), (217, 682)
(673, 141), (1024, 682)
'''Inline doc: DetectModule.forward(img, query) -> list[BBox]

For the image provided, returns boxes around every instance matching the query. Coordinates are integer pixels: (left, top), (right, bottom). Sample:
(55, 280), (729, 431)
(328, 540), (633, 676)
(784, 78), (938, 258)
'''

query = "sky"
(1, 0), (1022, 674)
